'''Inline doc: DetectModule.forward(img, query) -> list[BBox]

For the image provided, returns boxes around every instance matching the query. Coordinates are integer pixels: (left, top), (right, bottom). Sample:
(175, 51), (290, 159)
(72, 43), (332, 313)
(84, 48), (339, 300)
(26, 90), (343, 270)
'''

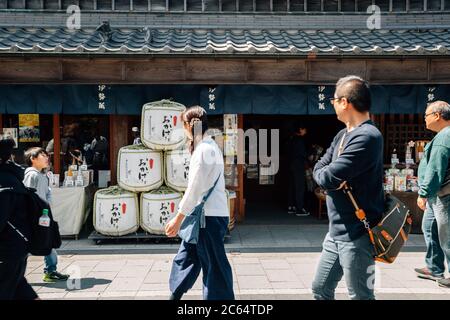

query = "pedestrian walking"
(23, 147), (69, 283)
(0, 138), (39, 300)
(312, 75), (384, 300)
(414, 100), (450, 288)
(165, 106), (234, 300)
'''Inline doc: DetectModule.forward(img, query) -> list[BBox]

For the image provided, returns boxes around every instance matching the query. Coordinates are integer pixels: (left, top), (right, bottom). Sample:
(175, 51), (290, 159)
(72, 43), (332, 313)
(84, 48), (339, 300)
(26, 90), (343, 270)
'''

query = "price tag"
(406, 158), (415, 165)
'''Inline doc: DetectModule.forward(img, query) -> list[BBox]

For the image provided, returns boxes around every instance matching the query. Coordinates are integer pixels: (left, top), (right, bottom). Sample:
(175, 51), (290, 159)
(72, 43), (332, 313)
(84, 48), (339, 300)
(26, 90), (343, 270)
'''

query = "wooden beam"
(109, 115), (129, 185)
(53, 114), (61, 175)
(0, 57), (449, 84)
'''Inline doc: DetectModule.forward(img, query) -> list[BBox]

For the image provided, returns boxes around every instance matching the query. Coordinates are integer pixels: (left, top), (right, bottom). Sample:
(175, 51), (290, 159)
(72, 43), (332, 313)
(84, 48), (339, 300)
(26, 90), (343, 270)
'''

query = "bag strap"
(336, 132), (375, 244)
(201, 173), (222, 205)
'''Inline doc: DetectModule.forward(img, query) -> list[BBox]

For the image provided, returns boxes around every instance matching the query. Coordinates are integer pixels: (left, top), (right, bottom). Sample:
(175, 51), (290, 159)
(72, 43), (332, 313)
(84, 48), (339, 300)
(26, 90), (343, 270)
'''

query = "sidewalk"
(58, 224), (427, 254)
(26, 252), (449, 300)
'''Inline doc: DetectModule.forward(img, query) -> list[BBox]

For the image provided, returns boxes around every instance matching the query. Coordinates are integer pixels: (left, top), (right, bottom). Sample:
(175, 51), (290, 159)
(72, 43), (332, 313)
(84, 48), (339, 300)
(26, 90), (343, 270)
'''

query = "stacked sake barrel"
(94, 100), (190, 236)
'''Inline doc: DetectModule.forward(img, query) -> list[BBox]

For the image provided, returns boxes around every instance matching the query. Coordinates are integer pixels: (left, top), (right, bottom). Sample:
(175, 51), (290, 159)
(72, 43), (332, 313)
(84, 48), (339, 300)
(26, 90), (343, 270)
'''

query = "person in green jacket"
(415, 101), (450, 289)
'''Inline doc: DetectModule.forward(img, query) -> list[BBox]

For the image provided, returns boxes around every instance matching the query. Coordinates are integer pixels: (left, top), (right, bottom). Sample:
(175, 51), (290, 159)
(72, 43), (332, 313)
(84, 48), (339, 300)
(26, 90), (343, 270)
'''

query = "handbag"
(343, 184), (412, 263)
(337, 131), (412, 264)
(178, 175), (221, 244)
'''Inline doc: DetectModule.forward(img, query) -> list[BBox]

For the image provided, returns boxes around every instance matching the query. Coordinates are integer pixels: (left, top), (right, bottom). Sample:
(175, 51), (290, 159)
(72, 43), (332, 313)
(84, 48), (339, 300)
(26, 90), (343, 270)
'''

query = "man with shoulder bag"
(414, 101), (450, 289)
(312, 76), (384, 300)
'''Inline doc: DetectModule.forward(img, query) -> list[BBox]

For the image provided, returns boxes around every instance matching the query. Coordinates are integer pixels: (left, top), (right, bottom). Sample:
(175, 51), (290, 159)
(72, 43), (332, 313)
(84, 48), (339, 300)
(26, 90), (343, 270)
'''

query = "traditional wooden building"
(0, 0), (449, 224)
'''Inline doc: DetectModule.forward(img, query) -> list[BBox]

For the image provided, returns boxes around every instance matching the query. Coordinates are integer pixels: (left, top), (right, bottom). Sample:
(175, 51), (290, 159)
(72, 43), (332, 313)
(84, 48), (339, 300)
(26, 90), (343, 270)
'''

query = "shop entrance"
(242, 115), (344, 224)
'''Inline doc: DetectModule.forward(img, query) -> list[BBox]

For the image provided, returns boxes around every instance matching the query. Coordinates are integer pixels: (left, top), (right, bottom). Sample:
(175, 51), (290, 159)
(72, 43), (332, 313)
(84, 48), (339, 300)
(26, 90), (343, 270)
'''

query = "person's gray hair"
(336, 75), (365, 88)
(427, 101), (450, 121)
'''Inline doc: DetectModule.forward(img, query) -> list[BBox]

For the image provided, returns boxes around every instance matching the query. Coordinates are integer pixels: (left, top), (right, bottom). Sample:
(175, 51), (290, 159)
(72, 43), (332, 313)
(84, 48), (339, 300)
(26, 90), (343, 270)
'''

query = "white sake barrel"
(140, 186), (183, 235)
(141, 99), (186, 151)
(93, 186), (139, 236)
(117, 145), (163, 192)
(164, 148), (191, 192)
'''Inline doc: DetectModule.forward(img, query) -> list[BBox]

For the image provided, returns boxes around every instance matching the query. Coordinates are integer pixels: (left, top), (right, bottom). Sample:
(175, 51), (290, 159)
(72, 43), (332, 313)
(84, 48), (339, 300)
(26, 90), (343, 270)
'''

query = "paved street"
(26, 251), (450, 300)
(24, 223), (450, 300)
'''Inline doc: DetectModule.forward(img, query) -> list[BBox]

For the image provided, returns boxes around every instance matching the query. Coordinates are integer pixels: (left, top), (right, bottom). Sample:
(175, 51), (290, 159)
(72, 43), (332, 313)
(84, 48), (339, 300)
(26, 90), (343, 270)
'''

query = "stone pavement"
(25, 251), (450, 300)
(58, 224), (427, 254)
(32, 222), (445, 300)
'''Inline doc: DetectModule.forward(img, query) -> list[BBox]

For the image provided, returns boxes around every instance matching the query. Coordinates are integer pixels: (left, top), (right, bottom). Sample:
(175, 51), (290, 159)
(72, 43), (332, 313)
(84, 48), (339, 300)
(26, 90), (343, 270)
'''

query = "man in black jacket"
(0, 137), (38, 300)
(312, 76), (384, 300)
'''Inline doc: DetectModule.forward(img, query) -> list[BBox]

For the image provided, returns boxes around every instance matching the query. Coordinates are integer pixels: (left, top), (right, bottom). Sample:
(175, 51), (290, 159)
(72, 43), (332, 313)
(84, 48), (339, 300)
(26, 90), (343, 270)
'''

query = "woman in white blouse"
(165, 106), (234, 300)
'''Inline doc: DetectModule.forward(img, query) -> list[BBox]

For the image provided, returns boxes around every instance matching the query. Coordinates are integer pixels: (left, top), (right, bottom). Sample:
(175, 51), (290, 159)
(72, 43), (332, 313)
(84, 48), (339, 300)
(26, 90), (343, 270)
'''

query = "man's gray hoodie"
(23, 167), (52, 204)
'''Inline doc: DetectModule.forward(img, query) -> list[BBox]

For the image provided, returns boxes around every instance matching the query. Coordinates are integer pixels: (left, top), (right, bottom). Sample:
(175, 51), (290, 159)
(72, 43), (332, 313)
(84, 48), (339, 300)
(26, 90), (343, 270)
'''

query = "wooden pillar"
(53, 114), (61, 174)
(109, 115), (129, 185)
(236, 114), (246, 222)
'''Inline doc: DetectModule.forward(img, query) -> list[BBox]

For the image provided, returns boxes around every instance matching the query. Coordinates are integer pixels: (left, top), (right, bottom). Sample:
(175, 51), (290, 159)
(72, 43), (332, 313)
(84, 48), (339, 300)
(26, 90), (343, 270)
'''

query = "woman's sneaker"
(414, 267), (444, 281)
(43, 271), (70, 282)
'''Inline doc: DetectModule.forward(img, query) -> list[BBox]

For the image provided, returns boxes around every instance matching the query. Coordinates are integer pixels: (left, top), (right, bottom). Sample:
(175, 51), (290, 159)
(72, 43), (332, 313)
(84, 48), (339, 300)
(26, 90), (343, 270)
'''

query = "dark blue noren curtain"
(142, 85), (170, 105)
(224, 85), (253, 114)
(200, 85), (225, 115)
(168, 85), (201, 108)
(388, 85), (419, 114)
(5, 85), (36, 114)
(307, 85), (335, 115)
(252, 86), (280, 114)
(0, 86), (7, 113)
(63, 86), (90, 115)
(370, 85), (389, 114)
(115, 85), (145, 115)
(278, 86), (308, 115)
(417, 85), (450, 114)
(34, 85), (63, 114)
(88, 85), (116, 115)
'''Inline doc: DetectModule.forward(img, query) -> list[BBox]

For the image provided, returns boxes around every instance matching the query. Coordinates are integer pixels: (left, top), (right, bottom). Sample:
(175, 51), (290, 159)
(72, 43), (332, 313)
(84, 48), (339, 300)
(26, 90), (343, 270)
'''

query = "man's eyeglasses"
(329, 97), (345, 105)
(424, 111), (437, 119)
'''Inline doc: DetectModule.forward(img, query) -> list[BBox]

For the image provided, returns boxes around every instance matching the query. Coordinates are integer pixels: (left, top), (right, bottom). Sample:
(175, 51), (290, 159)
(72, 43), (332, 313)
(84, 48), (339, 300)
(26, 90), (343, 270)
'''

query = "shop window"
(324, 0), (338, 11)
(255, 0), (271, 11)
(62, 0), (80, 9)
(26, 0), (42, 9)
(393, 0), (406, 11)
(374, 0), (389, 11)
(290, 0), (305, 11)
(8, 0), (25, 9)
(222, 0), (237, 11)
(57, 116), (110, 182)
(306, 0), (321, 11)
(357, 0), (373, 11)
(239, 0), (254, 11)
(133, 0), (149, 10)
(341, 0), (356, 11)
(1, 114), (54, 168)
(0, 0), (6, 9)
(427, 0), (442, 10)
(79, 0), (95, 10)
(169, 0), (184, 10)
(186, 0), (202, 10)
(409, 0), (424, 11)
(273, 0), (287, 11)
(97, 0), (113, 9)
(446, 0), (450, 10)
(205, 0), (220, 10)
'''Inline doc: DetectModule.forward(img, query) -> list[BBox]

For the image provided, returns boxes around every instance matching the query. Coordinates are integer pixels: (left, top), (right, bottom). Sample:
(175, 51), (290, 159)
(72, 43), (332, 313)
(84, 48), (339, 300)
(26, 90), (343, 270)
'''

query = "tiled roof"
(0, 27), (449, 56)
